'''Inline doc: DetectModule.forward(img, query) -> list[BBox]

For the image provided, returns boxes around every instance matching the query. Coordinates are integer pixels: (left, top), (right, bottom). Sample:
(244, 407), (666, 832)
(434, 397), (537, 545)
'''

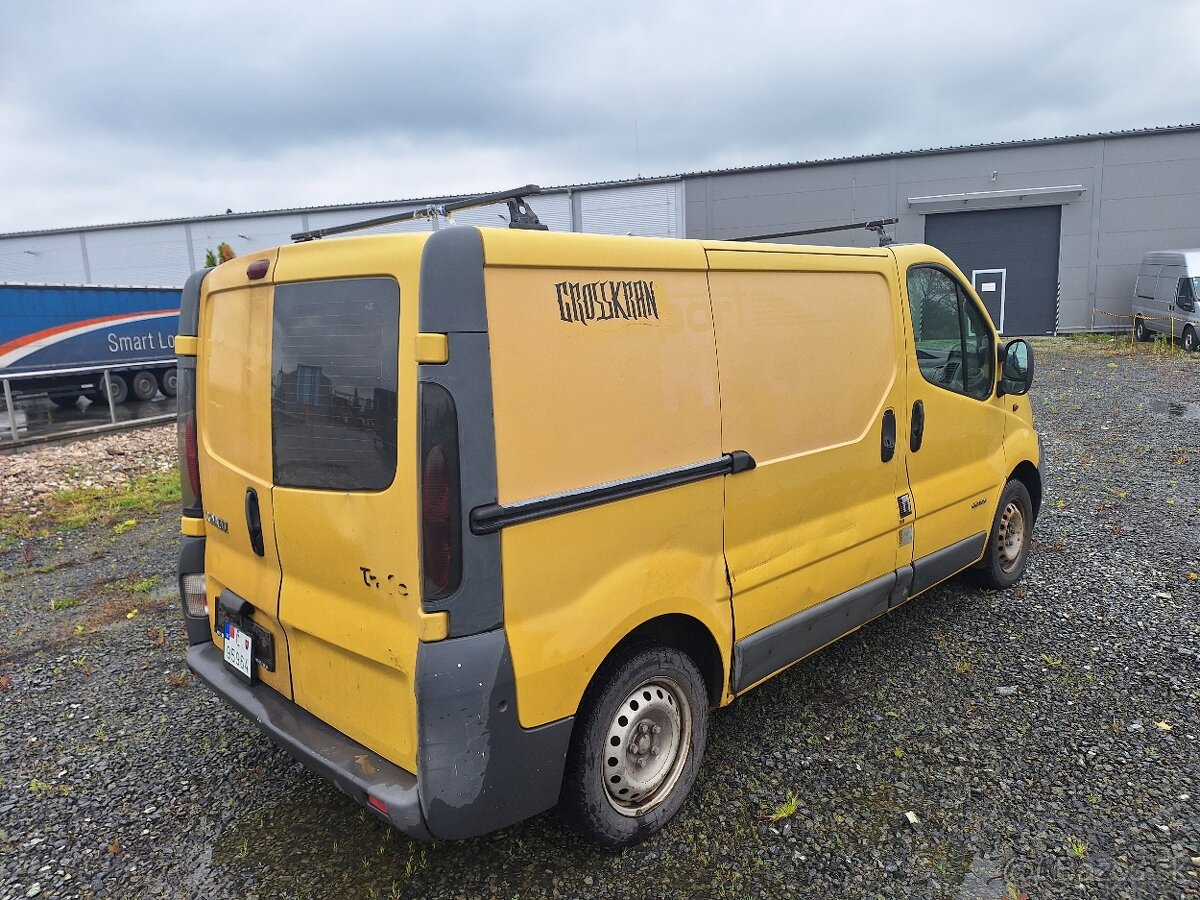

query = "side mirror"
(999, 339), (1034, 396)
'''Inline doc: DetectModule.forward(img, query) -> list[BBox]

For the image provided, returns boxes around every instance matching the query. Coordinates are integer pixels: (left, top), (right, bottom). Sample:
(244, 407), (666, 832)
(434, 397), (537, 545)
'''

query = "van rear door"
(198, 252), (294, 699)
(267, 253), (423, 774)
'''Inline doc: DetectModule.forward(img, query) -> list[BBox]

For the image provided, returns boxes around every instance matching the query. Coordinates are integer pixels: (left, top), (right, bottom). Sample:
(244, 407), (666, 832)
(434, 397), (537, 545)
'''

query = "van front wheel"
(976, 479), (1033, 590)
(1184, 326), (1198, 352)
(560, 645), (708, 847)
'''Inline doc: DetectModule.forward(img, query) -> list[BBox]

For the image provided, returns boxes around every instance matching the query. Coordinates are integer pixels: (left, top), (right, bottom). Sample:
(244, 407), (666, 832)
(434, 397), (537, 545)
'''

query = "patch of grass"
(49, 597), (80, 611)
(1067, 836), (1088, 860)
(112, 518), (138, 535)
(131, 575), (160, 594)
(52, 469), (180, 528)
(765, 792), (799, 822)
(4, 469), (180, 540)
(954, 658), (973, 676)
(29, 778), (69, 797)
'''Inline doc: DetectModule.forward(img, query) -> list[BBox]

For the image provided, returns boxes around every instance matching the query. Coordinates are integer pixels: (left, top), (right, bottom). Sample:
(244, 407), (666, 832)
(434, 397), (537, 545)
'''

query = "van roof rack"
(291, 185), (548, 242)
(733, 218), (898, 247)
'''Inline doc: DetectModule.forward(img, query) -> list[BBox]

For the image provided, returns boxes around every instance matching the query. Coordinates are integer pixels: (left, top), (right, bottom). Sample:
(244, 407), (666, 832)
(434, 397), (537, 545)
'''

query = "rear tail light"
(419, 383), (462, 601)
(176, 367), (203, 516)
(181, 573), (208, 618)
(366, 794), (389, 816)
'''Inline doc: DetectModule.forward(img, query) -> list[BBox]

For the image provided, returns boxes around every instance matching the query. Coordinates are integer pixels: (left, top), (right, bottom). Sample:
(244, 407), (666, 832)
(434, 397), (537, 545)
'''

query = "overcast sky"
(2, 0), (1198, 234)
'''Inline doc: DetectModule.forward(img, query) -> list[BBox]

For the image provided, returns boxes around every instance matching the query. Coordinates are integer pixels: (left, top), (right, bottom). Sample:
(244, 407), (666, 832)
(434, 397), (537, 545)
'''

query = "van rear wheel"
(560, 645), (707, 847)
(1134, 317), (1151, 342)
(975, 479), (1033, 590)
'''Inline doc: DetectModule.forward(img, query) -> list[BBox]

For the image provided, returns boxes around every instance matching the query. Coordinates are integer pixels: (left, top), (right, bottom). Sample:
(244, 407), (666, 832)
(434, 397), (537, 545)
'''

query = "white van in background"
(1132, 250), (1200, 351)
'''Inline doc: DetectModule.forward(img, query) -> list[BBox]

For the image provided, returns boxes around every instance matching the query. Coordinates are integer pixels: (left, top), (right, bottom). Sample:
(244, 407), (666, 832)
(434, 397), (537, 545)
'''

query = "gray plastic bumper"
(187, 643), (432, 841)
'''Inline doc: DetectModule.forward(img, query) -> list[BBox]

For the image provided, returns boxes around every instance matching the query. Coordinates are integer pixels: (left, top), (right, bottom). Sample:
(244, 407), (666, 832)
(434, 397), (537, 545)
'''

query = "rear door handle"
(910, 400), (925, 452)
(245, 488), (265, 557)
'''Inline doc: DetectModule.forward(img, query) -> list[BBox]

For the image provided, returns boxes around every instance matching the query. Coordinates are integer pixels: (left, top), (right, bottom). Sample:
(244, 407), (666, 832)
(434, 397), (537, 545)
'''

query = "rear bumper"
(187, 643), (432, 841)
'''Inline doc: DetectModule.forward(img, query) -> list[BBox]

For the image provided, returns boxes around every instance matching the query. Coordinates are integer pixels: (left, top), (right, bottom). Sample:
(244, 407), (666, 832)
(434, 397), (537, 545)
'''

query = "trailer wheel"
(131, 370), (159, 401)
(91, 374), (129, 405)
(156, 367), (178, 397)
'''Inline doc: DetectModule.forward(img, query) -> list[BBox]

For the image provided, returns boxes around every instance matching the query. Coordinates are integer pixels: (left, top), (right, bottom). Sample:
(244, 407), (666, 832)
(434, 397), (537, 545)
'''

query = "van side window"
(1135, 266), (1160, 300)
(906, 267), (994, 400)
(271, 278), (400, 491)
(1177, 277), (1197, 312)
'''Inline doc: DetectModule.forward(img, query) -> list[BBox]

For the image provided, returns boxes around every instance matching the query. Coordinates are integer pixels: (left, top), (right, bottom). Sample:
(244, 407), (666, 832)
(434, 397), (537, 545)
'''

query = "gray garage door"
(924, 206), (1061, 335)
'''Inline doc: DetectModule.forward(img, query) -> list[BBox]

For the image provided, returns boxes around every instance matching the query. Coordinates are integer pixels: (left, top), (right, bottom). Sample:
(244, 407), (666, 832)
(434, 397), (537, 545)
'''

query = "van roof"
(1142, 249), (1200, 267)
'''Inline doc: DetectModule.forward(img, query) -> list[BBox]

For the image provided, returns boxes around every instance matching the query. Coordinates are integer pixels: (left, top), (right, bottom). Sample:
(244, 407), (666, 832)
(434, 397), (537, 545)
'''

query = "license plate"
(223, 621), (254, 683)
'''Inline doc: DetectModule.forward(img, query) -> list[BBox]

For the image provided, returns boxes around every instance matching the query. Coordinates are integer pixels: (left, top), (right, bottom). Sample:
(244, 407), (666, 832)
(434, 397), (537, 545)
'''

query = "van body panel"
(198, 275), (292, 699)
(500, 479), (729, 729)
(273, 232), (432, 283)
(480, 228), (708, 271)
(483, 265), (720, 503)
(706, 254), (911, 641)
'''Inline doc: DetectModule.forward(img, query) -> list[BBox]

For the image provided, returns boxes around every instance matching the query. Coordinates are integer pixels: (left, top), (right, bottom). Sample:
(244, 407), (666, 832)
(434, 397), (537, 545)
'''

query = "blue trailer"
(0, 283), (182, 405)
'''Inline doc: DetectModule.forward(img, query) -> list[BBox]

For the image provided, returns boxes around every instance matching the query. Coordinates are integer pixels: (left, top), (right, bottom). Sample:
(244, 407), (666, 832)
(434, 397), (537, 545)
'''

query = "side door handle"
(245, 488), (265, 557)
(910, 400), (925, 452)
(881, 408), (896, 462)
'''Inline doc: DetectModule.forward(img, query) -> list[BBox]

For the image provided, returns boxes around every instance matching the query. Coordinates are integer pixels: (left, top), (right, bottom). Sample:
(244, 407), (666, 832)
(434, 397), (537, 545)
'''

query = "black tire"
(559, 645), (708, 847)
(975, 479), (1033, 589)
(50, 392), (82, 409)
(130, 370), (158, 401)
(1134, 317), (1151, 342)
(90, 373), (129, 405)
(157, 367), (178, 397)
(1184, 326), (1198, 353)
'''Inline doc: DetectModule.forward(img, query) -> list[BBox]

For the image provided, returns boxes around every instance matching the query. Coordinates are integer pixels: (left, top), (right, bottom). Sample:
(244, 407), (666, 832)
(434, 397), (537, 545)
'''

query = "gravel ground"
(0, 338), (1197, 900)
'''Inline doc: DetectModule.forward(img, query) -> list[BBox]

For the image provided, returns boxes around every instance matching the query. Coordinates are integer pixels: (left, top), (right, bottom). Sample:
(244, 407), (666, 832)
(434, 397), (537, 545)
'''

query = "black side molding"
(469, 451), (757, 535)
(732, 571), (895, 693)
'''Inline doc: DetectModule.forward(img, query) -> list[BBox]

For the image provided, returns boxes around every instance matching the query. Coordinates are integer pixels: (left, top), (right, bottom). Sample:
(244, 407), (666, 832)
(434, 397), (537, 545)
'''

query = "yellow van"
(176, 220), (1040, 847)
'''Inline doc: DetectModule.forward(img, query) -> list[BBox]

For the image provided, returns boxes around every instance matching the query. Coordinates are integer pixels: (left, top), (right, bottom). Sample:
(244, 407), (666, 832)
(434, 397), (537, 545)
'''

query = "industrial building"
(3, 124), (1199, 335)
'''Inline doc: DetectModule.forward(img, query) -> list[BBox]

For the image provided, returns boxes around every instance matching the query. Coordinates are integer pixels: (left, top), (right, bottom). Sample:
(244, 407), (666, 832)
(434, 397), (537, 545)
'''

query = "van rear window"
(271, 278), (399, 491)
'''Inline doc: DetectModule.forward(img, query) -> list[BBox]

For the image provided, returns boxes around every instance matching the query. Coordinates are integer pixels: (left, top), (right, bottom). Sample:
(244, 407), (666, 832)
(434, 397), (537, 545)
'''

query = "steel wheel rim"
(996, 500), (1027, 574)
(603, 676), (692, 817)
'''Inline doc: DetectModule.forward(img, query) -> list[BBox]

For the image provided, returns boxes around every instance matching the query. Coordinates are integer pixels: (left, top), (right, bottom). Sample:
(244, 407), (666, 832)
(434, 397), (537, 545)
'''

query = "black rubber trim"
(416, 629), (574, 839)
(731, 571), (895, 693)
(178, 267), (212, 338)
(188, 643), (432, 841)
(177, 534), (209, 646)
(470, 451), (757, 536)
(910, 531), (987, 596)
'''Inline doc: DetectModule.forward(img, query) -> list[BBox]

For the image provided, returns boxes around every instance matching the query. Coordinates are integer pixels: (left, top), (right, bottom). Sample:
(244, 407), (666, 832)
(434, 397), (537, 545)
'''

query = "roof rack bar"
(732, 218), (899, 244)
(291, 184), (544, 242)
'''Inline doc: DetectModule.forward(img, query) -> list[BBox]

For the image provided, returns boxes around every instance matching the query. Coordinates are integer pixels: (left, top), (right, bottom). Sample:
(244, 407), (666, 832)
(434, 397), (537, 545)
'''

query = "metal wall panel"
(578, 183), (680, 237)
(83, 223), (192, 286)
(0, 233), (89, 283)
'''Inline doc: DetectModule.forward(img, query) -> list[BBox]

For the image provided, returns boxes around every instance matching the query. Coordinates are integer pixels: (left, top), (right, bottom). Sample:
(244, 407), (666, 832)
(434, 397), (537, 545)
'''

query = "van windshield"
(271, 278), (399, 491)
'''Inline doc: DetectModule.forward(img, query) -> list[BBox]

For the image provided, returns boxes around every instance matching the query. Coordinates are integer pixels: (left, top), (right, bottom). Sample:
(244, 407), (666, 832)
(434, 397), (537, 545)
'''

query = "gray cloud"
(2, 0), (1198, 232)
